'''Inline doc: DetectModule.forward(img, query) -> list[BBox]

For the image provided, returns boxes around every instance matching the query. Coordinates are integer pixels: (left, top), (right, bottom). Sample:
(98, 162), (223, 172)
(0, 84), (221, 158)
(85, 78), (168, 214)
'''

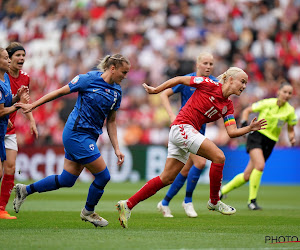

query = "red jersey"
(7, 70), (30, 134)
(172, 76), (234, 131)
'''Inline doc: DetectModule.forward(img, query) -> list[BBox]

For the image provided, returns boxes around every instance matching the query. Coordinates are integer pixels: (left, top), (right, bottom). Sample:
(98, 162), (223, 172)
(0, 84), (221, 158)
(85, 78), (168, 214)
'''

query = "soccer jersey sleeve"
(0, 87), (5, 105)
(172, 84), (184, 93)
(190, 76), (219, 88)
(251, 99), (270, 112)
(287, 109), (298, 126)
(223, 102), (236, 127)
(113, 93), (122, 111)
(68, 74), (90, 93)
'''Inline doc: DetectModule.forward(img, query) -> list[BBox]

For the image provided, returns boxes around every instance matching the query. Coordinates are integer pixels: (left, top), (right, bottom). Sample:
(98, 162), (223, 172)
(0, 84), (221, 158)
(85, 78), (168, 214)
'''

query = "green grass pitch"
(1, 182), (299, 249)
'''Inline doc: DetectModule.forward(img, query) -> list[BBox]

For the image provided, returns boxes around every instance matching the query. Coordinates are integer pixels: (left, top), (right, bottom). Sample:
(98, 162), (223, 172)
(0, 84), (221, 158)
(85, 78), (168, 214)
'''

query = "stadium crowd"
(0, 0), (299, 147)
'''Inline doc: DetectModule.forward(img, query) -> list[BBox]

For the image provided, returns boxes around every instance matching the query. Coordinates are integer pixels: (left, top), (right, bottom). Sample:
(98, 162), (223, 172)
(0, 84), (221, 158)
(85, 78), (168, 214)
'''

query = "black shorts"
(246, 131), (276, 161)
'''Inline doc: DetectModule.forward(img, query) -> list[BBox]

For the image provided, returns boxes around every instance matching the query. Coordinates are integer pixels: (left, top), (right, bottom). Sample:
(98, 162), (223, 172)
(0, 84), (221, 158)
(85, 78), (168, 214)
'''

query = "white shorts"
(167, 124), (206, 164)
(4, 134), (18, 151)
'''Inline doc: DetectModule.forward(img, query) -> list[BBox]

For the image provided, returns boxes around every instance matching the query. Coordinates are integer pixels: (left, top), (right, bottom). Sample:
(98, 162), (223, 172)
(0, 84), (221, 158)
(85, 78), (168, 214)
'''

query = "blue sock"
(184, 165), (202, 203)
(85, 167), (110, 212)
(162, 173), (187, 206)
(26, 169), (78, 195)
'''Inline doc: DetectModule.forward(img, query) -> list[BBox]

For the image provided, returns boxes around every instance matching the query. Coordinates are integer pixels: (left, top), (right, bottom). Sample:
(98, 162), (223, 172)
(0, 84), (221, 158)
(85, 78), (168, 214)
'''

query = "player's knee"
(93, 167), (111, 189)
(255, 164), (265, 172)
(213, 150), (225, 164)
(3, 162), (16, 174)
(58, 170), (78, 188)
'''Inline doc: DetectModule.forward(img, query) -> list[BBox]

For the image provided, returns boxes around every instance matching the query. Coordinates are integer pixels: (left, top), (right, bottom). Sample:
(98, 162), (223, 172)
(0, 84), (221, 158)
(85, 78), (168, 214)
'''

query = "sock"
(127, 176), (165, 210)
(248, 169), (263, 203)
(26, 169), (78, 195)
(0, 174), (14, 211)
(185, 165), (202, 203)
(82, 207), (93, 216)
(85, 167), (110, 212)
(209, 162), (224, 205)
(162, 173), (186, 206)
(221, 173), (246, 195)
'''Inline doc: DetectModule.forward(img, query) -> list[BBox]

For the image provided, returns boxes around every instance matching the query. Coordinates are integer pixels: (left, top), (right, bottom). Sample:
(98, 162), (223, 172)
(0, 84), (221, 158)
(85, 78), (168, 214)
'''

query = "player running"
(13, 54), (130, 227)
(158, 52), (218, 218)
(117, 67), (267, 228)
(220, 82), (297, 210)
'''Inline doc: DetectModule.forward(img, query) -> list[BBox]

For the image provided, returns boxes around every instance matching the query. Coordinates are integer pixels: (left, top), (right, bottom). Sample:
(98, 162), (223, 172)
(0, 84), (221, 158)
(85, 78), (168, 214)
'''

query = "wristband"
(241, 120), (248, 128)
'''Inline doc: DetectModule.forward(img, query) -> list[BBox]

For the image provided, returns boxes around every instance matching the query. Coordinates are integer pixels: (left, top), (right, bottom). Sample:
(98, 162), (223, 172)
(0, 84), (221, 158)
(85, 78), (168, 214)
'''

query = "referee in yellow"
(220, 82), (298, 210)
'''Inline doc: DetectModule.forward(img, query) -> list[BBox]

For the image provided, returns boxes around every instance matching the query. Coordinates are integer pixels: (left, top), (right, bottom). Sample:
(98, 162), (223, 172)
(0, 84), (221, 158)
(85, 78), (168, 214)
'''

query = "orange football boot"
(0, 210), (17, 219)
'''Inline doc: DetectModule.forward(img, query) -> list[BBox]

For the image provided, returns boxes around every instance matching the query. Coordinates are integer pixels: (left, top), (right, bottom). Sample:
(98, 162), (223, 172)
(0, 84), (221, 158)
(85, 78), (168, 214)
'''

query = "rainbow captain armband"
(224, 114), (236, 127)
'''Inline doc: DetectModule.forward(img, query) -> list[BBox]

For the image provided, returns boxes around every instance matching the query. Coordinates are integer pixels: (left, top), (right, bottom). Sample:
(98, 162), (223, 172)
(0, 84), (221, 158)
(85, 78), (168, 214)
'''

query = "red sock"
(209, 162), (224, 205)
(0, 174), (15, 211)
(127, 176), (165, 210)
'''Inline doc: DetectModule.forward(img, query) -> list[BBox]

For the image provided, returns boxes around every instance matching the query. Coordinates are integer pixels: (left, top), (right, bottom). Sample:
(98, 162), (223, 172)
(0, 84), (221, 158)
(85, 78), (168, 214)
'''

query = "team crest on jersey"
(222, 106), (227, 114)
(89, 144), (95, 151)
(105, 88), (110, 93)
(71, 75), (79, 84)
(194, 77), (203, 84)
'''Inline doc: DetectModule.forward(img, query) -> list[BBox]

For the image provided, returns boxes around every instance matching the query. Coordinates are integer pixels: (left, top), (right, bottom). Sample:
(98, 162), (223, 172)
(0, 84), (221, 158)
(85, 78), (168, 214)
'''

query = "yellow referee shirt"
(252, 98), (298, 141)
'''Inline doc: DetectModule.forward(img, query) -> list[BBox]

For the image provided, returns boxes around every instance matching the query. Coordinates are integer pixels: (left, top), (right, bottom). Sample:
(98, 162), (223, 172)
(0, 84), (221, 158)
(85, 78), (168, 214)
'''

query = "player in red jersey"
(117, 67), (267, 228)
(0, 42), (38, 219)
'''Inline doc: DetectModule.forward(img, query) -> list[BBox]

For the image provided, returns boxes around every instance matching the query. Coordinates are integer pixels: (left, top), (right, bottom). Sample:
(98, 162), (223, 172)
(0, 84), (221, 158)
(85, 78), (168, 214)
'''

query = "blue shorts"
(62, 127), (101, 164)
(199, 124), (206, 135)
(0, 138), (6, 162)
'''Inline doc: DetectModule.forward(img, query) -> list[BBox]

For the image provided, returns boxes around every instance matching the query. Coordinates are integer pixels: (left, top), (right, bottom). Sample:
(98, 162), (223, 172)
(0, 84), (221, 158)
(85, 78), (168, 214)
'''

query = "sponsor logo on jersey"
(277, 120), (284, 127)
(194, 77), (203, 84)
(209, 96), (215, 102)
(222, 106), (227, 114)
(89, 144), (95, 151)
(71, 75), (79, 84)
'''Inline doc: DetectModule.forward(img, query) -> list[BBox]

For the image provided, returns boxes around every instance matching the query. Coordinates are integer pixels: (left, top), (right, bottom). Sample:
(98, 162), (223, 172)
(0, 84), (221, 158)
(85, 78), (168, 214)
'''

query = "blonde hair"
(196, 52), (213, 63)
(217, 67), (246, 84)
(97, 54), (130, 71)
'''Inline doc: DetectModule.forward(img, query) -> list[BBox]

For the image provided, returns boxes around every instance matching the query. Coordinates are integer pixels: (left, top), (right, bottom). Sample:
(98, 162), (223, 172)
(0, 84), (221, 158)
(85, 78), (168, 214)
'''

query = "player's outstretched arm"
(226, 117), (267, 138)
(15, 84), (71, 113)
(143, 76), (191, 94)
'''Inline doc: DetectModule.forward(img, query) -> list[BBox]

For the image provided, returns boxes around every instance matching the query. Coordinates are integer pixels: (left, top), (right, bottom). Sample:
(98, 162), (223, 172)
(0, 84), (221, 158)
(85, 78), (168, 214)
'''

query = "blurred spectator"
(0, 0), (298, 147)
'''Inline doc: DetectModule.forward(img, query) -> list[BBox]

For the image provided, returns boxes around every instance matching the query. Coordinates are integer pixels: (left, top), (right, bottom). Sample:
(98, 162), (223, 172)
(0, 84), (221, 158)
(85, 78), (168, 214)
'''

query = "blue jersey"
(171, 73), (218, 135)
(0, 73), (13, 139)
(66, 71), (122, 136)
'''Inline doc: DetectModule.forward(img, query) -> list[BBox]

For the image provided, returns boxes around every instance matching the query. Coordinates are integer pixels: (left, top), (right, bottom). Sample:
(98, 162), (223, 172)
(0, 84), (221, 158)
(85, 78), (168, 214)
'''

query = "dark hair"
(279, 81), (292, 89)
(6, 42), (26, 58)
(97, 54), (130, 71)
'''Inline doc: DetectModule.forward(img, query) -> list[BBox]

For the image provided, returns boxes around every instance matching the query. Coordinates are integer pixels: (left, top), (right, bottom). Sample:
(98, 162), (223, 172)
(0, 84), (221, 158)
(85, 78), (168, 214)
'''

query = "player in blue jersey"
(0, 47), (29, 219)
(157, 52), (218, 218)
(13, 54), (130, 227)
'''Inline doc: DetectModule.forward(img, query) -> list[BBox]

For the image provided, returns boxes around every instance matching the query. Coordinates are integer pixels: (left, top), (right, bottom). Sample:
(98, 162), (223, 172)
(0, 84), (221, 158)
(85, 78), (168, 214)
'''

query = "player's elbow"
(228, 133), (237, 138)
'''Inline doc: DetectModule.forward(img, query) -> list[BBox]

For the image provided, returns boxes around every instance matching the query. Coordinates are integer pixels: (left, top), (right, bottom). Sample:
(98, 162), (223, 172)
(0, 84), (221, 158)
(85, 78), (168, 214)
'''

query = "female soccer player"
(13, 54), (130, 227)
(158, 52), (218, 218)
(0, 47), (29, 219)
(0, 42), (38, 220)
(220, 82), (297, 210)
(117, 67), (267, 228)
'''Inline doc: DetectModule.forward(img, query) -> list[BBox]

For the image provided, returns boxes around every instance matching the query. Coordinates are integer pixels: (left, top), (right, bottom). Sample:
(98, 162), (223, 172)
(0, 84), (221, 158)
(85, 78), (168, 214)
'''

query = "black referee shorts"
(246, 131), (276, 161)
